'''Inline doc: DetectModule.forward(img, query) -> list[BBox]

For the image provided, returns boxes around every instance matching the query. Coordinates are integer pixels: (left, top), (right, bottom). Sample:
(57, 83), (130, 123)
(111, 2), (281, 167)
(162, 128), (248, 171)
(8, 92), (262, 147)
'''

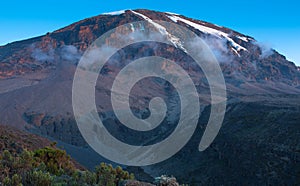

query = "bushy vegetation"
(0, 144), (134, 186)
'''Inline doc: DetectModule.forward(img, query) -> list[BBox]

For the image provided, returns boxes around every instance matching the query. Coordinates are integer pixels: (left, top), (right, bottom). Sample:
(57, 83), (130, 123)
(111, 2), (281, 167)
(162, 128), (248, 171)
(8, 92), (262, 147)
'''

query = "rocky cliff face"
(0, 9), (299, 185)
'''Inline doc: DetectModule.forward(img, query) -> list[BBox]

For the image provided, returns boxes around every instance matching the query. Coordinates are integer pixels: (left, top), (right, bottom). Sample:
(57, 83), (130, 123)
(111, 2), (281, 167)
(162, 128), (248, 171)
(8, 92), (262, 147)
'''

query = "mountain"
(0, 9), (299, 185)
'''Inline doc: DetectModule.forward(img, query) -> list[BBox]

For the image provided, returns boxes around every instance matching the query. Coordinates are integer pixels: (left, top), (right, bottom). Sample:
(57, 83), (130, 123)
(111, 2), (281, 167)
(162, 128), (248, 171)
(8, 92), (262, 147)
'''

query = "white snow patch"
(168, 16), (179, 23)
(131, 10), (187, 52)
(236, 35), (249, 42)
(102, 10), (126, 15)
(165, 12), (180, 15)
(231, 47), (240, 57)
(130, 23), (135, 32)
(167, 15), (248, 53)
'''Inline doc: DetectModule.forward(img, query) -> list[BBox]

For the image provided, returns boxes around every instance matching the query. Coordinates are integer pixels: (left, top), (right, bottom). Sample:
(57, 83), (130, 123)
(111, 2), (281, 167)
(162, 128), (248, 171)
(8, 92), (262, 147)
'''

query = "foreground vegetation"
(0, 126), (184, 185)
(0, 143), (134, 186)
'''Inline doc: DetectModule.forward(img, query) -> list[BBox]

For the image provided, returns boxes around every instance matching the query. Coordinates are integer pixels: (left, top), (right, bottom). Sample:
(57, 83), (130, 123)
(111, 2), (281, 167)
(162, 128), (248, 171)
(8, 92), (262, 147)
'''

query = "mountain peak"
(0, 9), (299, 86)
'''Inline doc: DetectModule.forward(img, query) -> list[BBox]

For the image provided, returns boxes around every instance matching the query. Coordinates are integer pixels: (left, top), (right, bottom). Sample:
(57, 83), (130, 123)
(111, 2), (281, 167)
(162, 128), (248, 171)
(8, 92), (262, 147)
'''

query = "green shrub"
(34, 146), (75, 176)
(0, 144), (135, 185)
(82, 171), (97, 185)
(24, 170), (52, 186)
(11, 174), (22, 186)
(2, 177), (11, 186)
(95, 163), (134, 186)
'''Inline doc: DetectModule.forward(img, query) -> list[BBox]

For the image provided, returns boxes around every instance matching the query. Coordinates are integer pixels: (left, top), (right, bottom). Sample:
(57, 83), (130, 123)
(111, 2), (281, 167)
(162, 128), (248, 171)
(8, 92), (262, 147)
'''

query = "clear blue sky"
(1, 0), (299, 65)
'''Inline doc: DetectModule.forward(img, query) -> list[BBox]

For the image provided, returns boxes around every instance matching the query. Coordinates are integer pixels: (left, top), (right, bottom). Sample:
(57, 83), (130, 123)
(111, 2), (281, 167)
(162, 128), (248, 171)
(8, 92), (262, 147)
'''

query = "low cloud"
(188, 35), (234, 64)
(80, 45), (117, 70)
(254, 41), (274, 59)
(60, 45), (82, 62)
(31, 45), (55, 63)
(203, 36), (234, 63)
(79, 30), (165, 70)
(31, 44), (82, 64)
